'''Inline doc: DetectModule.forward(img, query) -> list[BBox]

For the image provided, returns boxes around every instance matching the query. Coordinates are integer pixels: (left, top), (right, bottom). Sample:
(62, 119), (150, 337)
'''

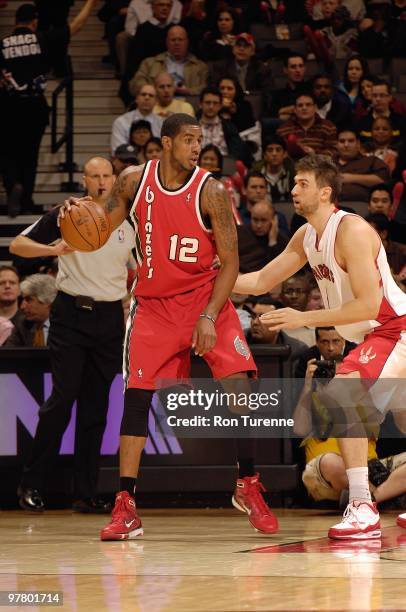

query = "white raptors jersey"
(303, 209), (406, 343)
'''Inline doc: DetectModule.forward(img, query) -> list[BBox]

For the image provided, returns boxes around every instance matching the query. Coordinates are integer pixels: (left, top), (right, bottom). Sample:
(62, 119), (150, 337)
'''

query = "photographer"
(294, 326), (353, 380)
(293, 328), (406, 508)
(292, 327), (351, 442)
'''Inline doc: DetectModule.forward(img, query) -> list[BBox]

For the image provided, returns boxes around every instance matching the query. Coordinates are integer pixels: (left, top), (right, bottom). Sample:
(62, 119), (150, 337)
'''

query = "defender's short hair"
(161, 113), (200, 138)
(295, 154), (341, 203)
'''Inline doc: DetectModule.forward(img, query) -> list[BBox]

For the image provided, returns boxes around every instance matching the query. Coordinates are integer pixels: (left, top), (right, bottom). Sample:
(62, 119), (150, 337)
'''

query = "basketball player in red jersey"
(234, 154), (406, 540)
(61, 114), (278, 539)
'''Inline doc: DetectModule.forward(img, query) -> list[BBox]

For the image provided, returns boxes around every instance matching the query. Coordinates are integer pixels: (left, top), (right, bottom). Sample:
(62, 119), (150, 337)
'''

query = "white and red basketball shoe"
(100, 491), (143, 541)
(328, 500), (381, 540)
(232, 473), (279, 534)
(397, 513), (406, 529)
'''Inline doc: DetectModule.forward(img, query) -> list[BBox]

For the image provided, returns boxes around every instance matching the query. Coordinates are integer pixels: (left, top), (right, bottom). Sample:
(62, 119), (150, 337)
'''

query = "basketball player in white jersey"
(234, 154), (406, 540)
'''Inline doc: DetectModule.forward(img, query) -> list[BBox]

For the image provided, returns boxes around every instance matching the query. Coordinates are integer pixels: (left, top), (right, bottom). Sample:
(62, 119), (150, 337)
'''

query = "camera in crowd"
(313, 359), (336, 379)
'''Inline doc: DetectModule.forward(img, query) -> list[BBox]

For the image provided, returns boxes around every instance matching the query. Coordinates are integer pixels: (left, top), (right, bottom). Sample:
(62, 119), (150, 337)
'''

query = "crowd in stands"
(1, 0), (406, 510)
(102, 0), (405, 277)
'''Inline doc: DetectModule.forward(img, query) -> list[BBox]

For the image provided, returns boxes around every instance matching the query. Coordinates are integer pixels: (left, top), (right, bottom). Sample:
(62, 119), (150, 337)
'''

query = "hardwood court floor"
(1, 508), (406, 611)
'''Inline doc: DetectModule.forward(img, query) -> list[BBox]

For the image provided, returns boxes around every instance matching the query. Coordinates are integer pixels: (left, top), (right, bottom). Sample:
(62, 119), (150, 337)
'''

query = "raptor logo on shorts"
(359, 346), (377, 364)
(234, 335), (250, 360)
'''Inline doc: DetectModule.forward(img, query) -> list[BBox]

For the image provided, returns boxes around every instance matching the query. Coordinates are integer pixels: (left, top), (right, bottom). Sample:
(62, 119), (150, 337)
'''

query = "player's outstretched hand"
(192, 317), (217, 357)
(57, 196), (93, 226)
(260, 307), (306, 330)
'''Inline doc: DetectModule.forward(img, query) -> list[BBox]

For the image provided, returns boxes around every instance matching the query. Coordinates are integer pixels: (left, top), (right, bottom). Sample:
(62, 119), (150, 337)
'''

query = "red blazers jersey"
(129, 160), (218, 298)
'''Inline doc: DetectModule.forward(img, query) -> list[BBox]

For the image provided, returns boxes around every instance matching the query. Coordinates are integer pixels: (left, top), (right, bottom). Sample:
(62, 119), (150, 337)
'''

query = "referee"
(0, 0), (96, 216)
(9, 157), (135, 513)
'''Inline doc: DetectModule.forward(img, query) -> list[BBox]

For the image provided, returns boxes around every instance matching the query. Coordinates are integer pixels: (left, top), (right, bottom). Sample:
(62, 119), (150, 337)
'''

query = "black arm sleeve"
(23, 207), (61, 244)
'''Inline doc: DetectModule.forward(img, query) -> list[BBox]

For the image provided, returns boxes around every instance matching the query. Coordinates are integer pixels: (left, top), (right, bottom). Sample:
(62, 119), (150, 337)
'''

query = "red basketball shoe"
(328, 501), (381, 540)
(397, 513), (406, 529)
(232, 473), (279, 534)
(100, 491), (143, 541)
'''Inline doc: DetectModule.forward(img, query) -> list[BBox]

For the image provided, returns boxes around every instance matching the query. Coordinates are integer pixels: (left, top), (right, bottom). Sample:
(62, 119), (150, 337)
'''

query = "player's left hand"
(192, 317), (217, 356)
(260, 307), (307, 330)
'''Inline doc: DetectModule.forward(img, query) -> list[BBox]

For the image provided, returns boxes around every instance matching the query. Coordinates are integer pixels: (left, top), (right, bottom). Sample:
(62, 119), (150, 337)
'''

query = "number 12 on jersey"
(169, 234), (199, 263)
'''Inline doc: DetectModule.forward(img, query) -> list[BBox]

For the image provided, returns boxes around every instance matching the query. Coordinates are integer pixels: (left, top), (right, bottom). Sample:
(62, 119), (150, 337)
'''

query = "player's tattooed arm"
(105, 165), (145, 230)
(201, 178), (238, 253)
(200, 178), (239, 319)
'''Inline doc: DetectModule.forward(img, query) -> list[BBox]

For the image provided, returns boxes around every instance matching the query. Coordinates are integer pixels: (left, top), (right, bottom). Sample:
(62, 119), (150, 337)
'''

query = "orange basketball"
(60, 201), (112, 252)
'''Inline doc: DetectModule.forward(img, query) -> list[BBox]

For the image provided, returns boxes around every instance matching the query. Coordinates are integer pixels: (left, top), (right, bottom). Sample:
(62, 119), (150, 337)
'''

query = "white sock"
(346, 467), (371, 503)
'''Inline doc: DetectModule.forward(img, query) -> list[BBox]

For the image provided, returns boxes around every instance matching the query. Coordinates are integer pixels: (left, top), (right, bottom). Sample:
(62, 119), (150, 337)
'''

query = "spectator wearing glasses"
(110, 84), (162, 153)
(358, 79), (405, 147)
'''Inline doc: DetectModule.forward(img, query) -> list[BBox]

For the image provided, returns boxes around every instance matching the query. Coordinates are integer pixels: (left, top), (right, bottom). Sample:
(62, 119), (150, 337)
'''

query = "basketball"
(60, 200), (112, 252)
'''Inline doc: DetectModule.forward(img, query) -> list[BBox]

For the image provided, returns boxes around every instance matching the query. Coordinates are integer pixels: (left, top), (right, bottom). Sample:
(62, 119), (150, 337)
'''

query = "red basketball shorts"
(336, 324), (406, 379)
(124, 281), (257, 390)
(334, 325), (406, 415)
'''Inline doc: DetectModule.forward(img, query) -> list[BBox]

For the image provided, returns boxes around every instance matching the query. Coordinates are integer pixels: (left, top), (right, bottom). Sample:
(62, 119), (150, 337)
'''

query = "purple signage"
(0, 374), (182, 457)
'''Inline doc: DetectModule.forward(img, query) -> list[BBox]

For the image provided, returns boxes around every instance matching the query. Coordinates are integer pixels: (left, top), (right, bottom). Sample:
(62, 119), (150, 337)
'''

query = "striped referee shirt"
(21, 208), (136, 302)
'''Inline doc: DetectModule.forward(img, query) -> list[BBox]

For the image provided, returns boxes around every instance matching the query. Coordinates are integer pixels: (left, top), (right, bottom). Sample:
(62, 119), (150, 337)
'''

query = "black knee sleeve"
(121, 388), (153, 437)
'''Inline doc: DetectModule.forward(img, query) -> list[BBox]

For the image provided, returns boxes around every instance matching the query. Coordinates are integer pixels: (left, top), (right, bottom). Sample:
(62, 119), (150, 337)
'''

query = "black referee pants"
(21, 292), (124, 499)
